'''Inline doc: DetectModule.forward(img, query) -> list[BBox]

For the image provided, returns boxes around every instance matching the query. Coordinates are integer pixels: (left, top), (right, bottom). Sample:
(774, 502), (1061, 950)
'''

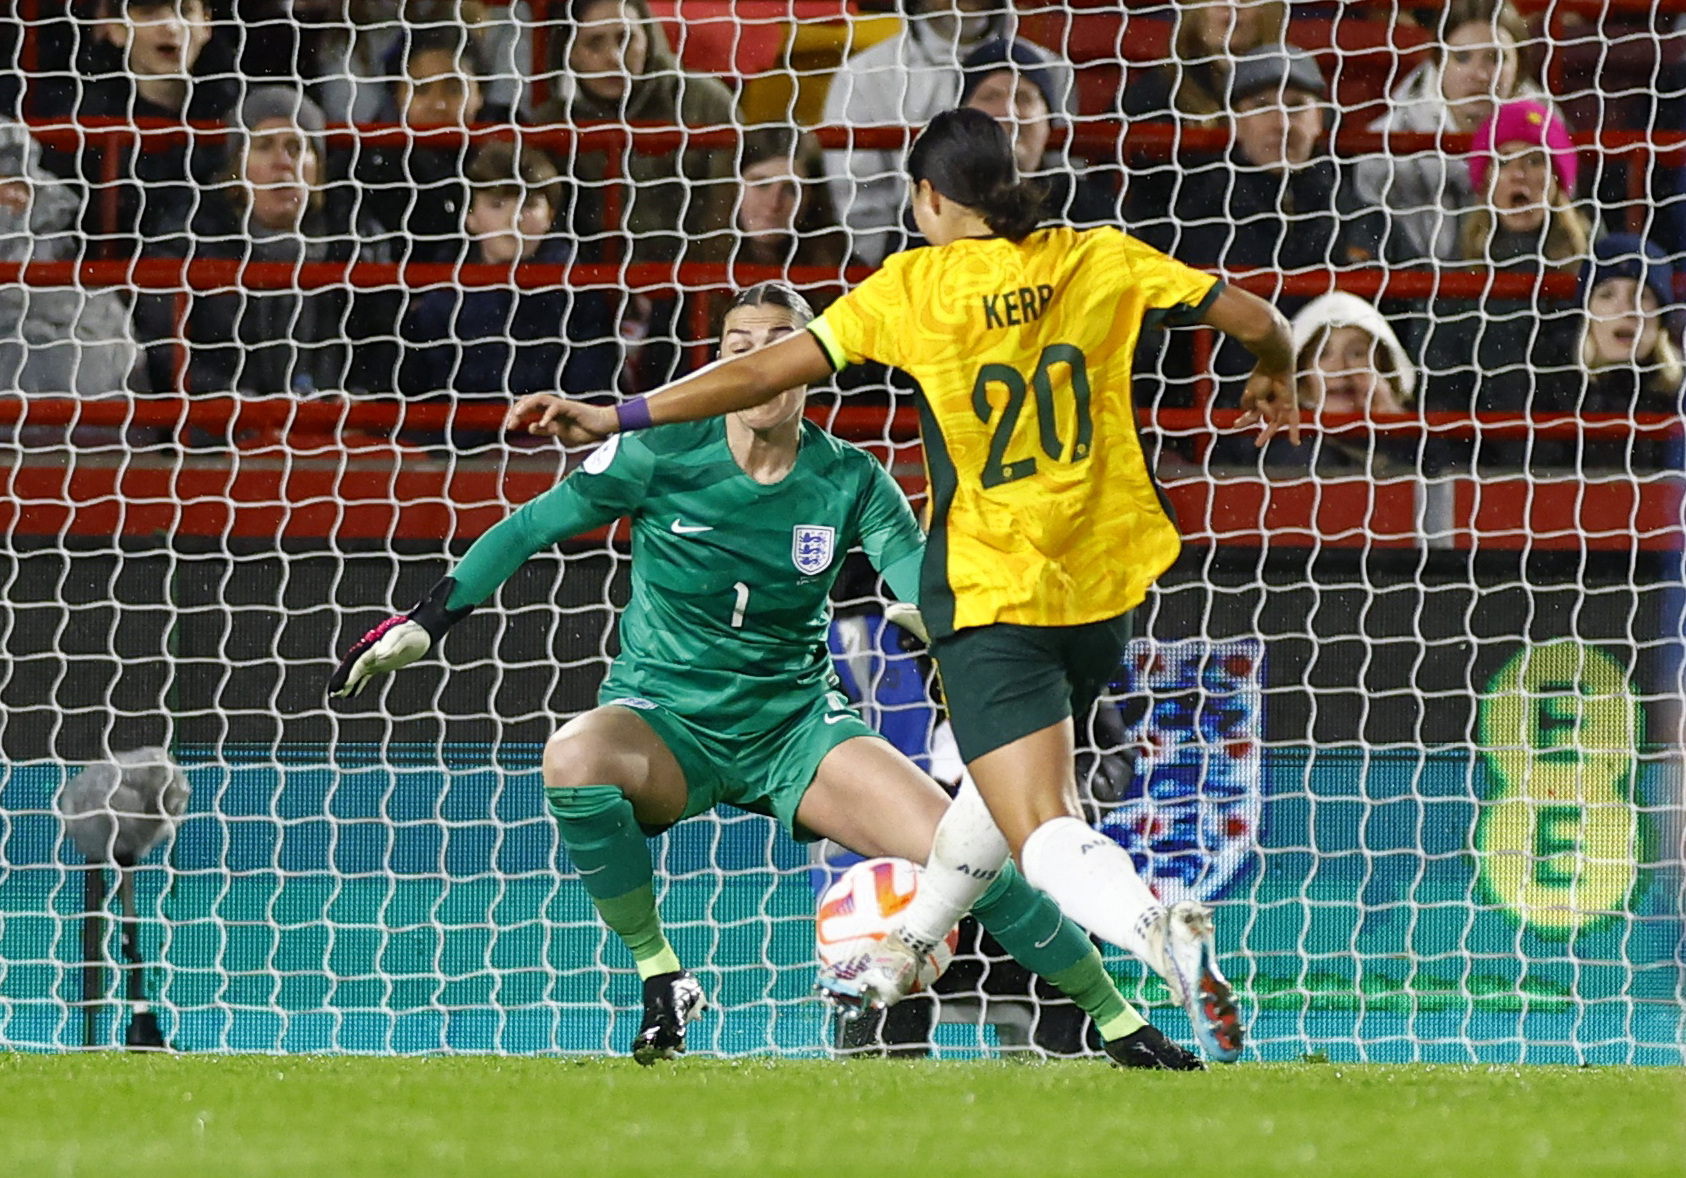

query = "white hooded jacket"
(1289, 291), (1418, 407)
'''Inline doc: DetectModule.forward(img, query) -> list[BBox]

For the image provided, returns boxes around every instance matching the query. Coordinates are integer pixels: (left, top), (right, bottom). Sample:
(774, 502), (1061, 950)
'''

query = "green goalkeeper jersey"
(446, 417), (926, 732)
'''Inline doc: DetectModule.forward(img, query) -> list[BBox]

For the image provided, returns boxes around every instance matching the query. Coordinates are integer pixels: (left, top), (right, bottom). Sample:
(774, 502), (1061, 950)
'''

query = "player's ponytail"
(907, 107), (1045, 242)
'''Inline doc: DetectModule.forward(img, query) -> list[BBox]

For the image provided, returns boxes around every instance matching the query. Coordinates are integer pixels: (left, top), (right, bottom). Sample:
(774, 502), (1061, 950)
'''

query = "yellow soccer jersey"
(808, 225), (1220, 636)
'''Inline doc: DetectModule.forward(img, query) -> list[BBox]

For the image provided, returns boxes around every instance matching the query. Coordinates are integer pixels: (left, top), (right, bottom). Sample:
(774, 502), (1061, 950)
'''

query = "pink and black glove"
(328, 578), (473, 699)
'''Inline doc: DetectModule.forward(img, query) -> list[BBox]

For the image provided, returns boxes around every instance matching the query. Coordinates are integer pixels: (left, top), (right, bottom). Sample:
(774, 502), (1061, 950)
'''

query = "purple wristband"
(615, 396), (654, 432)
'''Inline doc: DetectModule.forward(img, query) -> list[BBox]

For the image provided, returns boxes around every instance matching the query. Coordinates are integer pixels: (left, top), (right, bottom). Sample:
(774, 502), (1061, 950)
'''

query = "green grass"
(1, 1054), (1680, 1178)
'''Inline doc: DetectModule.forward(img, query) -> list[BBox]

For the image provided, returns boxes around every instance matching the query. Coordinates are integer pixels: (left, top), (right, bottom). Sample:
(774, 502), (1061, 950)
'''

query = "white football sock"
(1020, 816), (1164, 963)
(898, 774), (1010, 956)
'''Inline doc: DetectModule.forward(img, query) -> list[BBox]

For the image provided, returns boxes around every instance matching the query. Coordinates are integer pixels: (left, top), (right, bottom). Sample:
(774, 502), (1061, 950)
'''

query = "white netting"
(0, 0), (1682, 1061)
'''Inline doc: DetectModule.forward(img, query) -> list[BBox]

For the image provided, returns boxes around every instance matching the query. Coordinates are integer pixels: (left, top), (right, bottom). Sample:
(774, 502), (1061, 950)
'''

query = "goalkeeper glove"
(884, 601), (929, 645)
(328, 577), (474, 699)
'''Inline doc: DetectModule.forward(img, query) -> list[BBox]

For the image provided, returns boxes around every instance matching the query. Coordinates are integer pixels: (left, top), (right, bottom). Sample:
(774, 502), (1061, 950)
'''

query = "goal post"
(0, 0), (1682, 1062)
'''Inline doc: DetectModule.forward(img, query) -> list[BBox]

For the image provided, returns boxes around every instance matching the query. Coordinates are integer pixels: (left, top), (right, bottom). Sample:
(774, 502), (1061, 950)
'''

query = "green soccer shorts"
(931, 612), (1133, 764)
(595, 686), (881, 842)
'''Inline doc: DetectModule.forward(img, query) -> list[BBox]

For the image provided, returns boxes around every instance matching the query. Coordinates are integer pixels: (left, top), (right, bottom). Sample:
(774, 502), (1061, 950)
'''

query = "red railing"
(0, 392), (1676, 444)
(22, 116), (1686, 163)
(0, 257), (1582, 301)
(2, 400), (1677, 552)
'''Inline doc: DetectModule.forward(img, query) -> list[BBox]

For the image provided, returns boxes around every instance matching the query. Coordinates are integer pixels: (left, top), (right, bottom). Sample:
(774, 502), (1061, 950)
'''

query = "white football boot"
(1147, 900), (1243, 1063)
(815, 932), (923, 1013)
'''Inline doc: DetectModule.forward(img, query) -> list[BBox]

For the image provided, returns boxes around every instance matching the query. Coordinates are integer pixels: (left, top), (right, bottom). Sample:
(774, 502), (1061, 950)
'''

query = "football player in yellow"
(518, 107), (1298, 1062)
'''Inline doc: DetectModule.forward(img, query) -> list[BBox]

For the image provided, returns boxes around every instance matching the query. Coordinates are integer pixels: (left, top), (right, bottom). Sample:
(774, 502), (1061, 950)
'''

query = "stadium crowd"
(1, 0), (1681, 467)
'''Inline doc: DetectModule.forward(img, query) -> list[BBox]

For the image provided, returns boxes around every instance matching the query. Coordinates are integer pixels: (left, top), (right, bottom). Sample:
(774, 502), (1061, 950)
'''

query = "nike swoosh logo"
(1033, 917), (1065, 949)
(823, 714), (852, 725)
(670, 520), (713, 535)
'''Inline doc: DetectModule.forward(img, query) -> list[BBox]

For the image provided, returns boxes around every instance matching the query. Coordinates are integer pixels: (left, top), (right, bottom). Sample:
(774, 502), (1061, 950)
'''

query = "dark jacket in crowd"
(182, 189), (346, 395)
(1045, 166), (1123, 229)
(399, 237), (618, 399)
(354, 137), (472, 265)
(73, 66), (240, 256)
(1420, 233), (1583, 417)
(1134, 152), (1379, 407)
(1147, 152), (1375, 273)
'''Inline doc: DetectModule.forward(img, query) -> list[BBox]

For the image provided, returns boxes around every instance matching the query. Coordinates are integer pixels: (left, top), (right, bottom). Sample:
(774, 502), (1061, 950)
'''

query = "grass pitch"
(1, 1053), (1679, 1178)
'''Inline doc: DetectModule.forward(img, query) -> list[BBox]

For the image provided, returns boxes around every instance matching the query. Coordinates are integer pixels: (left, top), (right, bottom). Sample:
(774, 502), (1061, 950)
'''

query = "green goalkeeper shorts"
(932, 612), (1133, 764)
(595, 686), (881, 842)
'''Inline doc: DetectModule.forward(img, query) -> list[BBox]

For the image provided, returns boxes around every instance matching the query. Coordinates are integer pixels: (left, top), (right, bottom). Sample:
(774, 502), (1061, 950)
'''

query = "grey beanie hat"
(234, 85), (327, 161)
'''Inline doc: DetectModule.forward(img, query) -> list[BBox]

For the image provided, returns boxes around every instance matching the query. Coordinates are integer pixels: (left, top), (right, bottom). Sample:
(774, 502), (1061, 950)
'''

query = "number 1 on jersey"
(730, 581), (749, 628)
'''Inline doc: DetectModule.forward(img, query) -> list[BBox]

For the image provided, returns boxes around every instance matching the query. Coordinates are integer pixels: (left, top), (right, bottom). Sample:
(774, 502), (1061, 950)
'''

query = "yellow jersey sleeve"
(1114, 233), (1224, 329)
(807, 260), (911, 372)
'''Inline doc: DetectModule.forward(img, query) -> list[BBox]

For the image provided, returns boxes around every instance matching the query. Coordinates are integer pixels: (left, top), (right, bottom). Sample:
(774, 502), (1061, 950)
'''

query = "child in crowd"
(1292, 292), (1416, 421)
(1461, 98), (1590, 269)
(313, 0), (529, 125)
(80, 0), (237, 253)
(1568, 233), (1683, 416)
(1420, 99), (1590, 427)
(1231, 293), (1424, 475)
(399, 140), (616, 411)
(355, 23), (486, 264)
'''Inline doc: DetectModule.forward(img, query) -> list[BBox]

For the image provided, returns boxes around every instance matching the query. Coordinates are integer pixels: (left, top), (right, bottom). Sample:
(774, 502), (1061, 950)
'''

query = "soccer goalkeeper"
(330, 282), (1200, 1071)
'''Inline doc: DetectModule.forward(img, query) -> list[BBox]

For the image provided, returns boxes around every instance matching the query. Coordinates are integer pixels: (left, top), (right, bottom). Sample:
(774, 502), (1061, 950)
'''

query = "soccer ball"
(815, 857), (960, 992)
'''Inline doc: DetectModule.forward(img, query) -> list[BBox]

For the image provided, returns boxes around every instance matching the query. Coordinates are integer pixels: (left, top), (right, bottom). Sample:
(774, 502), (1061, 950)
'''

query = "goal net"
(0, 0), (1681, 1063)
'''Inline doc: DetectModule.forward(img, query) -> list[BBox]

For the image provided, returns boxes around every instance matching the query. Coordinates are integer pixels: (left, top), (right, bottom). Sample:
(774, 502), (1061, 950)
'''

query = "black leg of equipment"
(117, 869), (168, 1050)
(81, 866), (107, 1048)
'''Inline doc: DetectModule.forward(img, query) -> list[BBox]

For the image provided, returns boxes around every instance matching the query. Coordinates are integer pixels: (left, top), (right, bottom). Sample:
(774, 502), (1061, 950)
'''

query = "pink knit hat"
(1469, 99), (1579, 198)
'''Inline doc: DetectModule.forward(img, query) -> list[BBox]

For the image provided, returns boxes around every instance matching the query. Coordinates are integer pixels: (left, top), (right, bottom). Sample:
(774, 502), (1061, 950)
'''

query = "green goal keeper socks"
(547, 784), (681, 980)
(971, 863), (1146, 1042)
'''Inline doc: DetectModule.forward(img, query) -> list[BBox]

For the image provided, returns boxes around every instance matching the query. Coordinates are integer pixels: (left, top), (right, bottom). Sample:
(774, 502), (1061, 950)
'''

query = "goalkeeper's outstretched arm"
(328, 436), (646, 697)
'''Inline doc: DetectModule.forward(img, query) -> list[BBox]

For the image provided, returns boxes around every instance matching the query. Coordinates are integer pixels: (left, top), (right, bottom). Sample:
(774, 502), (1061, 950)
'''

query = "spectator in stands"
(78, 0), (238, 254)
(0, 120), (137, 396)
(730, 124), (852, 277)
(1153, 48), (1372, 273)
(399, 141), (617, 405)
(1227, 292), (1428, 475)
(1353, 0), (1547, 264)
(354, 23), (485, 265)
(1123, 0), (1289, 123)
(821, 0), (1071, 265)
(180, 88), (369, 397)
(531, 0), (737, 265)
(1460, 98), (1589, 270)
(314, 0), (531, 125)
(1429, 234), (1680, 468)
(1291, 292), (1415, 421)
(1566, 234), (1683, 416)
(1419, 104), (1588, 425)
(959, 39), (1117, 228)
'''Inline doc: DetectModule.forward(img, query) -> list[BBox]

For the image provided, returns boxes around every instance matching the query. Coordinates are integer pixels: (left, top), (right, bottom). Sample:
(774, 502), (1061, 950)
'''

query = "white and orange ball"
(815, 857), (960, 992)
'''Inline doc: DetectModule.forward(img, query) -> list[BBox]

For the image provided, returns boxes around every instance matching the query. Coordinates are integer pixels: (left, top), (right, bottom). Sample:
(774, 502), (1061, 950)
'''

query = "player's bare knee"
(542, 728), (626, 793)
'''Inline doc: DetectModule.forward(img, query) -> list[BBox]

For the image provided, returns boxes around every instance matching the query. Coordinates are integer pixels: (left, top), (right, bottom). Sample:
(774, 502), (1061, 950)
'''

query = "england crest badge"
(792, 525), (836, 575)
